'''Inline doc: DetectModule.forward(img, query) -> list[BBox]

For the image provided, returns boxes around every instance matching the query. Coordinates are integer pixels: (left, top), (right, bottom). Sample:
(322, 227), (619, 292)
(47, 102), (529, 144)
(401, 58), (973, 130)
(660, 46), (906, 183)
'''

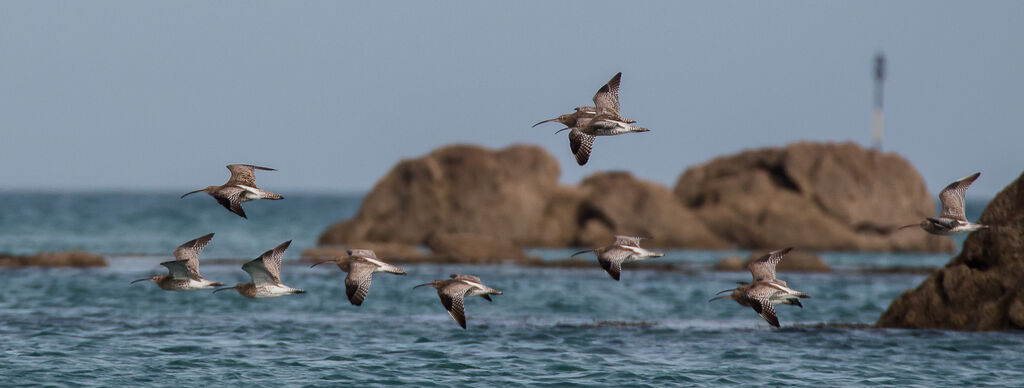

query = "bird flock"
(134, 72), (987, 329)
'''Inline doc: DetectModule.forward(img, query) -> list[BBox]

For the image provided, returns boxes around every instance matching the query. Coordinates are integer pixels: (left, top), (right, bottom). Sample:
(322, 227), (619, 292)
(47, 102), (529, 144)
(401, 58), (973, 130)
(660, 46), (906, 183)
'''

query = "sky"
(1, 1), (1022, 198)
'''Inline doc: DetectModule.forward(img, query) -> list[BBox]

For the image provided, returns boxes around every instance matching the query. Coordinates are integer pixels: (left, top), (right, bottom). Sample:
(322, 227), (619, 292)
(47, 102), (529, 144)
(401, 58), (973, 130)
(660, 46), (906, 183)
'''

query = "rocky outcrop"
(0, 250), (107, 267)
(674, 142), (954, 252)
(318, 144), (728, 253)
(319, 144), (569, 248)
(573, 172), (728, 248)
(317, 142), (955, 261)
(877, 171), (1024, 330)
(712, 250), (831, 273)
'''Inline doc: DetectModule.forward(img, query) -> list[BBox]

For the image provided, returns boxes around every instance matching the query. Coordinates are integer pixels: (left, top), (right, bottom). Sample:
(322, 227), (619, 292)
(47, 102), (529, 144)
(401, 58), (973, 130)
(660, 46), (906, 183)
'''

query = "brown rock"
(877, 170), (1024, 330)
(318, 144), (570, 247)
(426, 232), (533, 263)
(713, 257), (746, 271)
(0, 250), (107, 268)
(674, 141), (954, 252)
(573, 172), (730, 249)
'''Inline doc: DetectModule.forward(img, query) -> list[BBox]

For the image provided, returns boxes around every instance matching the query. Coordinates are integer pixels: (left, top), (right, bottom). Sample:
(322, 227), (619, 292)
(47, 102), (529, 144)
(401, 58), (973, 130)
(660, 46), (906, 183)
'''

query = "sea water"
(1, 192), (1018, 387)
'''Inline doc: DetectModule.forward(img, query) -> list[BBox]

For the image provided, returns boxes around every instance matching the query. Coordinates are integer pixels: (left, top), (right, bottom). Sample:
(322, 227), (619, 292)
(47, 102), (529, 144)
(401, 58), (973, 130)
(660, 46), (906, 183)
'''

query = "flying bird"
(572, 235), (664, 281)
(899, 172), (987, 235)
(709, 248), (810, 328)
(310, 249), (407, 306)
(214, 241), (305, 298)
(181, 164), (283, 218)
(415, 274), (502, 329)
(131, 233), (223, 290)
(533, 73), (648, 165)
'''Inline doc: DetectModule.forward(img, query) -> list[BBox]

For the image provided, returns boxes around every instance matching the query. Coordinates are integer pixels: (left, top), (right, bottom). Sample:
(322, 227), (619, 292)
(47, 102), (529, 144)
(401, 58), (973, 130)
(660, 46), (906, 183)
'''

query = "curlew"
(213, 240), (305, 298)
(415, 274), (502, 329)
(131, 233), (223, 290)
(709, 248), (810, 328)
(572, 235), (664, 281)
(311, 249), (406, 306)
(899, 172), (987, 235)
(181, 164), (283, 218)
(533, 73), (647, 165)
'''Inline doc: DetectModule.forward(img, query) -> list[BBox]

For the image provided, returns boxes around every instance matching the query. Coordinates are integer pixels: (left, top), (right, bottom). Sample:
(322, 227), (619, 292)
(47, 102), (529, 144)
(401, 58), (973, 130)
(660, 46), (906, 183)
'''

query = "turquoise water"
(1, 193), (1018, 386)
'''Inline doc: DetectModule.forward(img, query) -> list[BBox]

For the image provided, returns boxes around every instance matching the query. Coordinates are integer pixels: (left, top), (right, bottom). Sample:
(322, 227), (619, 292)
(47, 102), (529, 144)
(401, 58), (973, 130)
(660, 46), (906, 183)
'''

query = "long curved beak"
(554, 127), (572, 134)
(310, 259), (337, 268)
(212, 286), (236, 294)
(130, 277), (153, 284)
(532, 118), (560, 127)
(413, 283), (433, 289)
(708, 294), (733, 302)
(715, 288), (736, 295)
(181, 189), (204, 198)
(571, 249), (594, 258)
(897, 224), (919, 231)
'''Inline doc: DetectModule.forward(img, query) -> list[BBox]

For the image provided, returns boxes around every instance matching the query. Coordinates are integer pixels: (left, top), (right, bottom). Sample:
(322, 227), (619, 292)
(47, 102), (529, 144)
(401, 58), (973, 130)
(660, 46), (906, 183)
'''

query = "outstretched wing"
(346, 249), (377, 259)
(598, 255), (623, 281)
(160, 260), (193, 279)
(568, 128), (595, 166)
(344, 261), (375, 306)
(938, 172), (980, 221)
(172, 233), (214, 277)
(225, 164), (275, 187)
(748, 286), (781, 328)
(213, 187), (247, 218)
(243, 240), (291, 285)
(438, 282), (475, 329)
(747, 247), (793, 282)
(592, 72), (622, 115)
(613, 236), (643, 247)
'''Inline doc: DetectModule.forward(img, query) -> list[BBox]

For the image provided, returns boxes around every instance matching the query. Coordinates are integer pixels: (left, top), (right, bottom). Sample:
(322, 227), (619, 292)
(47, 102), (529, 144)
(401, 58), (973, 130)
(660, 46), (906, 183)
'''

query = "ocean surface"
(2, 192), (1018, 387)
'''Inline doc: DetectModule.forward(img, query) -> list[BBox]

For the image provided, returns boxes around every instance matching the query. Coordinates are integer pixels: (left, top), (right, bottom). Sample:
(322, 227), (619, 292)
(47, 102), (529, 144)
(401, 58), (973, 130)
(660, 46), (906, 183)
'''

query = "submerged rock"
(674, 141), (954, 252)
(0, 250), (107, 268)
(877, 171), (1024, 330)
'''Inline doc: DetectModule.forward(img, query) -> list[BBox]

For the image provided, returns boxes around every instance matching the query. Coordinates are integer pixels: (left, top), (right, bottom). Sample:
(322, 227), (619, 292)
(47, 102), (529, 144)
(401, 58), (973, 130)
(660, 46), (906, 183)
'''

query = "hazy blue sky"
(1, 1), (1021, 197)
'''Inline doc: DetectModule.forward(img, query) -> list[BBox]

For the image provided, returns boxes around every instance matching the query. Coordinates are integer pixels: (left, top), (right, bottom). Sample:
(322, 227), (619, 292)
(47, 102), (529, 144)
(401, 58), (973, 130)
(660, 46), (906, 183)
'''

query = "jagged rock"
(0, 250), (107, 268)
(572, 172), (729, 249)
(674, 141), (954, 252)
(877, 171), (1024, 330)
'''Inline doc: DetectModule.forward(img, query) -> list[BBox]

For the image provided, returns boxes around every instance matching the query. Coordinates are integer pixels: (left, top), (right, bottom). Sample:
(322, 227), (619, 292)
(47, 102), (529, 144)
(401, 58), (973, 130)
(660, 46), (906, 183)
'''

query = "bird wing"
(592, 72), (622, 116)
(450, 274), (482, 283)
(613, 236), (643, 247)
(568, 128), (595, 166)
(598, 247), (633, 281)
(938, 172), (980, 221)
(438, 281), (475, 329)
(243, 240), (291, 285)
(748, 286), (781, 328)
(172, 233), (214, 277)
(225, 164), (275, 187)
(347, 249), (378, 259)
(160, 260), (193, 279)
(747, 247), (793, 282)
(214, 187), (247, 218)
(344, 260), (375, 306)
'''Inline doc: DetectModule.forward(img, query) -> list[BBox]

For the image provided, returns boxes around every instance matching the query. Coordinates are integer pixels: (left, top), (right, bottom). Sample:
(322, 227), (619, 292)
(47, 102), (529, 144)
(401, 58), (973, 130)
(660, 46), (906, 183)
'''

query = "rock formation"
(0, 250), (107, 267)
(318, 144), (728, 259)
(877, 171), (1024, 330)
(317, 142), (956, 261)
(674, 141), (954, 252)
